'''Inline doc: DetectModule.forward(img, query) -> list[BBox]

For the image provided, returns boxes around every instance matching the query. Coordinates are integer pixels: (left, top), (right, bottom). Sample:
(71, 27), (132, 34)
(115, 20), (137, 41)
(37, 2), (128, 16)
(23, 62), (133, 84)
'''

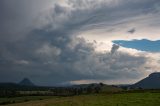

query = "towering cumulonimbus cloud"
(0, 0), (160, 85)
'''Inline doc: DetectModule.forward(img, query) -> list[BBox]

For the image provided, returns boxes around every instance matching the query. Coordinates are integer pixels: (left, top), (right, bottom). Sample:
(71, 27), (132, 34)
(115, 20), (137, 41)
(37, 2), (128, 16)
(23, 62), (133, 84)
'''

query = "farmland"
(0, 96), (53, 105)
(3, 91), (160, 106)
(1, 83), (160, 106)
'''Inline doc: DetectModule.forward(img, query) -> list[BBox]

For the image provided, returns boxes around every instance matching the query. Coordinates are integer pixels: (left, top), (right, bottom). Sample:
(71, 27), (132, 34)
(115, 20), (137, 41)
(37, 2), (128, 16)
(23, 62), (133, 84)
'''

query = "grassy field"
(3, 92), (160, 106)
(0, 96), (53, 105)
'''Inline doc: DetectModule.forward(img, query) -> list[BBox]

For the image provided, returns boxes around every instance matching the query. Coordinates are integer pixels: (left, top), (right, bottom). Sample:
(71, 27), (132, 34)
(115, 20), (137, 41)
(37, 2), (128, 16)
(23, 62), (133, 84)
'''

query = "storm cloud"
(0, 0), (160, 85)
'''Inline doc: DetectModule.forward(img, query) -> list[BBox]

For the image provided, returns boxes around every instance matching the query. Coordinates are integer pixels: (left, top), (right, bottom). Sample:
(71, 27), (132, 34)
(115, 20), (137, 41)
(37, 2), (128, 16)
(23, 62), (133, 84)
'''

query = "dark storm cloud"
(0, 30), (148, 85)
(0, 0), (55, 42)
(0, 0), (159, 85)
(1, 0), (159, 41)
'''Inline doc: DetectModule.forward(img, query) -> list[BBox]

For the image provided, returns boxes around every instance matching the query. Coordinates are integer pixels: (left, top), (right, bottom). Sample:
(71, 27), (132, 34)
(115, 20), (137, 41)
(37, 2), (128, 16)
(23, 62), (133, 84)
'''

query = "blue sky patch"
(113, 39), (160, 52)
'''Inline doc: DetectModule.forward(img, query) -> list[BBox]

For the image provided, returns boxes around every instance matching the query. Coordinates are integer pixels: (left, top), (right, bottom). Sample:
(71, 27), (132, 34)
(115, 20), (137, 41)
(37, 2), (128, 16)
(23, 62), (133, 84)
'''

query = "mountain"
(19, 78), (35, 86)
(133, 72), (160, 89)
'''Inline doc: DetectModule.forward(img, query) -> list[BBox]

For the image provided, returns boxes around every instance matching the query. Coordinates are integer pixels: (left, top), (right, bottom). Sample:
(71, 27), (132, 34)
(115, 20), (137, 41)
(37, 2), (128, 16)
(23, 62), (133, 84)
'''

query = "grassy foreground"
(0, 96), (54, 105)
(3, 92), (160, 106)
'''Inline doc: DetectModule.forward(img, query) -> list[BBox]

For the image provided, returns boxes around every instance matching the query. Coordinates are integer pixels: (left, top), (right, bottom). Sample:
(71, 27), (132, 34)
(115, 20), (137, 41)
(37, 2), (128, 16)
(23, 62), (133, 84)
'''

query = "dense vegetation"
(0, 83), (122, 97)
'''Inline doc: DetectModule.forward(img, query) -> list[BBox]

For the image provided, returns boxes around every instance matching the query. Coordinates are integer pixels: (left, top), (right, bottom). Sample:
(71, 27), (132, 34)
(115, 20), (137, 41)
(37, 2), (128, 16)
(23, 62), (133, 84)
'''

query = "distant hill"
(72, 83), (122, 93)
(133, 72), (160, 89)
(19, 78), (35, 86)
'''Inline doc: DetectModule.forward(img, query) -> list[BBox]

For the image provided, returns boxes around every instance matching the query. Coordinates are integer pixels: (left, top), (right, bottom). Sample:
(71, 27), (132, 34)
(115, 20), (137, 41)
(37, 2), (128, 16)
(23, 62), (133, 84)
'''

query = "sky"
(0, 0), (160, 86)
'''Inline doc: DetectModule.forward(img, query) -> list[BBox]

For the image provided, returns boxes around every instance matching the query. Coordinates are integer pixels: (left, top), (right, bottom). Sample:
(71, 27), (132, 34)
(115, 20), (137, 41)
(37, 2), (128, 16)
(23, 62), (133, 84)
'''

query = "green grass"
(4, 92), (160, 106)
(47, 93), (160, 106)
(0, 96), (53, 105)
